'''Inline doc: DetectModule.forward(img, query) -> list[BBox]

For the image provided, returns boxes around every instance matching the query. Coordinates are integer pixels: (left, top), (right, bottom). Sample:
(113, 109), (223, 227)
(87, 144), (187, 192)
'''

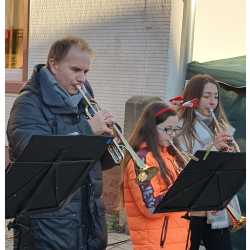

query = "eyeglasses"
(157, 127), (181, 135)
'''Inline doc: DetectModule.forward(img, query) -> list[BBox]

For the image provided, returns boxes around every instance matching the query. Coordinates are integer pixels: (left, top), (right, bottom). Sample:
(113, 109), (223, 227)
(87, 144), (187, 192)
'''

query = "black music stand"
(154, 151), (245, 213)
(6, 135), (112, 219)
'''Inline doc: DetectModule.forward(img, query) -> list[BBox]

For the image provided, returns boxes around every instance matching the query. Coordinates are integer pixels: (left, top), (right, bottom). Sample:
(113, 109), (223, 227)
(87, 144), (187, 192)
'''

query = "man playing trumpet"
(7, 37), (117, 250)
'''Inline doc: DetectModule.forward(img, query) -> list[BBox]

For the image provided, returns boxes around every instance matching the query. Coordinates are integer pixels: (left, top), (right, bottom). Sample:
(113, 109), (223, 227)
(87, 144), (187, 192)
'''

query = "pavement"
(6, 221), (206, 250)
(5, 229), (206, 250)
(5, 221), (13, 250)
(5, 220), (132, 250)
(107, 233), (132, 250)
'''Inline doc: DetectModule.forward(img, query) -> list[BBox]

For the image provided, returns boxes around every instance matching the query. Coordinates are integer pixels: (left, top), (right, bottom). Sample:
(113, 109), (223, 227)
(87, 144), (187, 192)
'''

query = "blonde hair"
(47, 36), (94, 65)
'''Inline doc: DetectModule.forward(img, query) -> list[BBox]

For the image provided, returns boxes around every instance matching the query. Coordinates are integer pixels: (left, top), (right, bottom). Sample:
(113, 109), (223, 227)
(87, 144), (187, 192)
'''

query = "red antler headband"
(182, 98), (199, 108)
(169, 95), (184, 102)
(155, 108), (174, 118)
(169, 96), (199, 109)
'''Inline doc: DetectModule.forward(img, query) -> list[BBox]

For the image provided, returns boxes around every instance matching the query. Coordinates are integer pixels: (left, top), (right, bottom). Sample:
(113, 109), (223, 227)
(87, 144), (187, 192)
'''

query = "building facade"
(6, 0), (181, 134)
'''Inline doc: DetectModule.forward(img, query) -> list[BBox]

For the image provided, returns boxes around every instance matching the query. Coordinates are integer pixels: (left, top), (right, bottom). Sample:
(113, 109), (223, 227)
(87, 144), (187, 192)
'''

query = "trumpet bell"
(230, 216), (246, 232)
(136, 166), (158, 183)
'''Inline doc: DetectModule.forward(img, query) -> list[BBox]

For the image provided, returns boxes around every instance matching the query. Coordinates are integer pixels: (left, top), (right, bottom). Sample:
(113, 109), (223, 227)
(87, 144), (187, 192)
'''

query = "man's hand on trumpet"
(102, 110), (114, 127)
(102, 110), (123, 143)
(88, 110), (114, 136)
(87, 110), (122, 144)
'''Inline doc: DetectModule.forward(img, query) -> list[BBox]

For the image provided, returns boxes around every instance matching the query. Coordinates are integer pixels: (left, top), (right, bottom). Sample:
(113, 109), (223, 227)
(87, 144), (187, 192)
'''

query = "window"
(5, 0), (29, 93)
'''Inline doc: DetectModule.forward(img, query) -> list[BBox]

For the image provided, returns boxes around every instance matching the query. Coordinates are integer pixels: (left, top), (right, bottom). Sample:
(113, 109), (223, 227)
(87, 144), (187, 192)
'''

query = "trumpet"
(207, 108), (245, 232)
(203, 109), (240, 160)
(168, 140), (199, 170)
(227, 203), (246, 232)
(210, 109), (240, 152)
(81, 95), (124, 164)
(76, 84), (158, 183)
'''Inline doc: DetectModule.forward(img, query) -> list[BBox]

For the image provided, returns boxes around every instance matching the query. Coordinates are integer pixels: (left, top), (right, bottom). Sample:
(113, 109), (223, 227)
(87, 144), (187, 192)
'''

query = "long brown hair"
(121, 101), (180, 187)
(179, 74), (229, 152)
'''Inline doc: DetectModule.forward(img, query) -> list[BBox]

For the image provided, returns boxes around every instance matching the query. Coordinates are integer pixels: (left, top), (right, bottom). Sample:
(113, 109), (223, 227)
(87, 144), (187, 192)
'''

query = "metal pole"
(179, 0), (197, 89)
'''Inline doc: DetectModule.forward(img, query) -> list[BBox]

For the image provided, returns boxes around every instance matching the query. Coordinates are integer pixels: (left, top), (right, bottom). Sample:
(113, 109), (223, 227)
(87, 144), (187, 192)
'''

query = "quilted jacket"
(123, 144), (189, 250)
(7, 64), (115, 250)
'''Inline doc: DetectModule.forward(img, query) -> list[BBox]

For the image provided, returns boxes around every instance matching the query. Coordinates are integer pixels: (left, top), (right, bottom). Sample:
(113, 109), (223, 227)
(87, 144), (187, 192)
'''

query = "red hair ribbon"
(155, 108), (174, 118)
(169, 95), (184, 102)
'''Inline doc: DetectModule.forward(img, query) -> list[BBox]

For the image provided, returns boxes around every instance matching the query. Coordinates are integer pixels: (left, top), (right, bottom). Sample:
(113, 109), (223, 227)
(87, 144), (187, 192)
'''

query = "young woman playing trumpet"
(176, 74), (242, 250)
(122, 101), (189, 250)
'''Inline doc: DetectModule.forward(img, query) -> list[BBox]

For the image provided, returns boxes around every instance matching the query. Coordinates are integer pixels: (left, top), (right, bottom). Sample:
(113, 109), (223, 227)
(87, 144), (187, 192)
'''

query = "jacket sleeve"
(7, 95), (52, 160)
(126, 159), (167, 219)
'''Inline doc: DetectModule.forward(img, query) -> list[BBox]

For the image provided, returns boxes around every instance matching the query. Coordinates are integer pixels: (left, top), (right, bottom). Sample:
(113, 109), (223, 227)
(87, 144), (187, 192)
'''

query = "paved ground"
(5, 220), (132, 250)
(5, 221), (13, 250)
(6, 232), (132, 250)
(6, 221), (206, 250)
(5, 229), (207, 250)
(107, 233), (132, 250)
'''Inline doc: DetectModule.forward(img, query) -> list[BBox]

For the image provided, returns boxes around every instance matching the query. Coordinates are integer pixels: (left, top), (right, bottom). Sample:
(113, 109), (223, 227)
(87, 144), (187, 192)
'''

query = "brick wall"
(29, 0), (172, 126)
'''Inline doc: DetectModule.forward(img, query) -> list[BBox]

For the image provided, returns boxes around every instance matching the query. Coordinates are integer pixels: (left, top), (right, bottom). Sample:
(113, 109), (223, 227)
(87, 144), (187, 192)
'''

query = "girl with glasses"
(121, 101), (189, 250)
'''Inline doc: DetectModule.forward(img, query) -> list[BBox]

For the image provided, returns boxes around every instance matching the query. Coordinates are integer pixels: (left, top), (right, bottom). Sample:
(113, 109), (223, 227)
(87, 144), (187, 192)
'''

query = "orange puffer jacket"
(123, 145), (189, 250)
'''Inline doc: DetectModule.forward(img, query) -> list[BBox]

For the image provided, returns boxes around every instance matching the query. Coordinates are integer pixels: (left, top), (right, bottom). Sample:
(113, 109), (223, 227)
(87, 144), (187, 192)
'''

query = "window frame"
(5, 0), (29, 94)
